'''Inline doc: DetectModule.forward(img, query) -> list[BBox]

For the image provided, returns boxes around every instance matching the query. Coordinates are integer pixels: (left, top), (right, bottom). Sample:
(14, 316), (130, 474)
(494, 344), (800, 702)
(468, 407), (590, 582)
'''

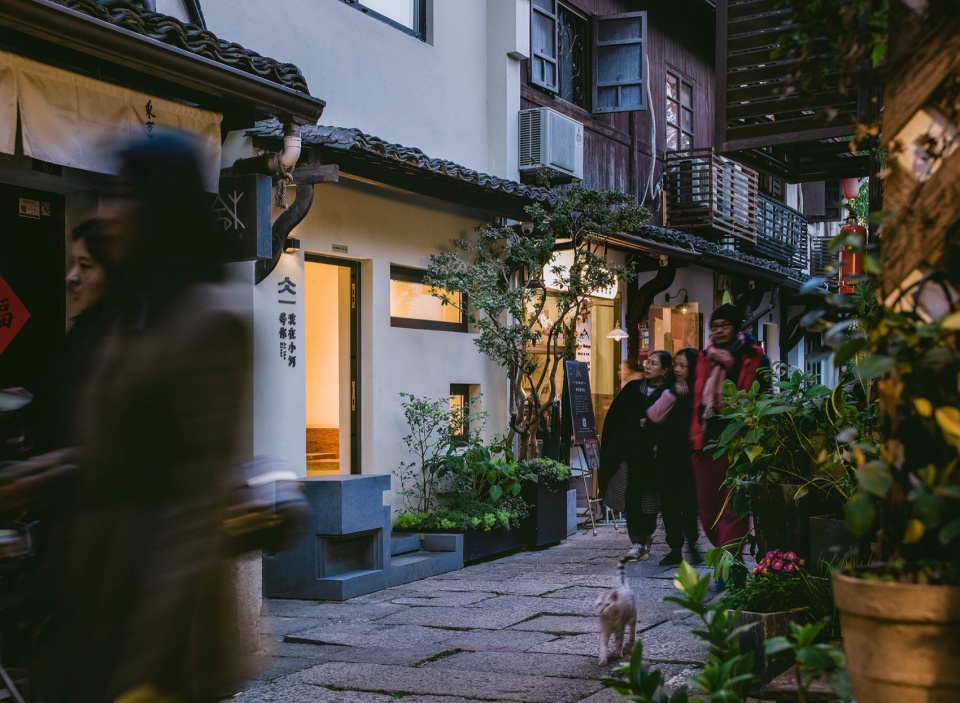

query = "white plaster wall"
(203, 0), (528, 178)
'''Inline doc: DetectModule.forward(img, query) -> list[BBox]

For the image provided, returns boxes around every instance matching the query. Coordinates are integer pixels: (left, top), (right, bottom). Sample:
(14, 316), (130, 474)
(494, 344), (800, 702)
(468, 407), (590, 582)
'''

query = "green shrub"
(519, 458), (571, 489)
(392, 496), (527, 533)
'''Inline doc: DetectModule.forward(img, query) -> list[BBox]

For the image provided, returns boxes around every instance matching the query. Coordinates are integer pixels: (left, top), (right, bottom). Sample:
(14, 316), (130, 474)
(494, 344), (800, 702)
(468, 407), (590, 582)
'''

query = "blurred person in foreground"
(32, 218), (117, 453)
(689, 304), (769, 558)
(36, 131), (251, 703)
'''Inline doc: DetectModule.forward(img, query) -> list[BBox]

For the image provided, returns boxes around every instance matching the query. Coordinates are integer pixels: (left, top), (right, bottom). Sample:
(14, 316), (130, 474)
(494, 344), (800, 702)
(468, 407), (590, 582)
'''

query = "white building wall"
(203, 0), (528, 179)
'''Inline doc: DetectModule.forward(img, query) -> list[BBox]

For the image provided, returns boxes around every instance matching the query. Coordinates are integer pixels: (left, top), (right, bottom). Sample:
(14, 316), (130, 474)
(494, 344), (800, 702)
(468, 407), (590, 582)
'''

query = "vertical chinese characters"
(277, 277), (298, 367)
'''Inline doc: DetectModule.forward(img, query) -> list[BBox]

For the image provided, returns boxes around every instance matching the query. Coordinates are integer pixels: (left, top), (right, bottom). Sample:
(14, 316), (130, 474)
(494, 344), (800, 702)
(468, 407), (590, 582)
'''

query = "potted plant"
(393, 392), (536, 562)
(708, 547), (838, 695)
(706, 370), (875, 560)
(518, 457), (571, 547)
(825, 299), (960, 702)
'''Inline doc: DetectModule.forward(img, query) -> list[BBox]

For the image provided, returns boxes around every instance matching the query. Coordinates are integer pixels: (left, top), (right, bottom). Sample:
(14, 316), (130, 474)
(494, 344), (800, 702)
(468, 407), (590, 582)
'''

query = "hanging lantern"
(838, 216), (867, 295)
(841, 177), (861, 201)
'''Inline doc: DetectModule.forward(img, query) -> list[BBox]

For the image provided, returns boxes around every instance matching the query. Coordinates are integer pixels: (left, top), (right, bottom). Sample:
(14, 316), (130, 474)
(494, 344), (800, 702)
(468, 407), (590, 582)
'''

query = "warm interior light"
(284, 237), (300, 253)
(606, 322), (629, 341)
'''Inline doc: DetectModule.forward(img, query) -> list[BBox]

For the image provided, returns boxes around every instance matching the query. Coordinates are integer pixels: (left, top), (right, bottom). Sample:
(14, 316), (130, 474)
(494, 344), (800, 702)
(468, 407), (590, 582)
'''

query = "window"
(666, 71), (694, 150)
(530, 2), (646, 114)
(804, 332), (824, 385)
(390, 265), (466, 332)
(449, 384), (471, 444)
(339, 0), (426, 40)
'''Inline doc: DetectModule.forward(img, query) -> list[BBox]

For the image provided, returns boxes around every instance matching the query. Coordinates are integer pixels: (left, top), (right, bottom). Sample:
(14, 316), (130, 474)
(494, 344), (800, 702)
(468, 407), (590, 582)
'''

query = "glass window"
(390, 265), (466, 332)
(449, 384), (471, 444)
(340, 0), (426, 39)
(557, 5), (591, 109)
(666, 70), (694, 151)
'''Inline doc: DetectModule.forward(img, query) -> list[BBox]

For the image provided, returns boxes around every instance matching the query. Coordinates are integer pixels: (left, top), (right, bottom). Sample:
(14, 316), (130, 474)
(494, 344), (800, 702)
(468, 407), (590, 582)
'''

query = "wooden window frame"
(338, 0), (427, 41)
(390, 265), (467, 332)
(666, 69), (694, 151)
(530, 3), (647, 115)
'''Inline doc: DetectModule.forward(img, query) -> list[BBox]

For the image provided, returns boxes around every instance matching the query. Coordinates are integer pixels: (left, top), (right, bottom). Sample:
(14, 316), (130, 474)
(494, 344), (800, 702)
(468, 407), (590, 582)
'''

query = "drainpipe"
(742, 285), (780, 331)
(228, 123), (302, 179)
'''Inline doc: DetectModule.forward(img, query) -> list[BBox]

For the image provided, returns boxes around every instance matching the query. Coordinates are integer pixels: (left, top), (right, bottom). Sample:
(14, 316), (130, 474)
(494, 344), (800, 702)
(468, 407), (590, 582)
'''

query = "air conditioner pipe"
(228, 123), (302, 178)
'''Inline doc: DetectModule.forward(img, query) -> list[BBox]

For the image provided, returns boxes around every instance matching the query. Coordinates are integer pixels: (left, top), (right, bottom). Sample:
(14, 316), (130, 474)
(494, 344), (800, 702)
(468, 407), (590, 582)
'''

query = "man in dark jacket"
(690, 304), (769, 553)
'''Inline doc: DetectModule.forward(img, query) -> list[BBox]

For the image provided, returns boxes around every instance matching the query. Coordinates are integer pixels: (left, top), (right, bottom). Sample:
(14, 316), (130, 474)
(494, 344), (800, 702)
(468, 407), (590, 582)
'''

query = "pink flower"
(771, 559), (784, 571)
(798, 558), (806, 566)
(783, 563), (798, 573)
(783, 551), (798, 562)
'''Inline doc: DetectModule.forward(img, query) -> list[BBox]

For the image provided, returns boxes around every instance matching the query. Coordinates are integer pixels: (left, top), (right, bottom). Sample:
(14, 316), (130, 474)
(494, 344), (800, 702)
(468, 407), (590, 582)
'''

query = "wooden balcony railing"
(750, 193), (808, 268)
(664, 148), (759, 243)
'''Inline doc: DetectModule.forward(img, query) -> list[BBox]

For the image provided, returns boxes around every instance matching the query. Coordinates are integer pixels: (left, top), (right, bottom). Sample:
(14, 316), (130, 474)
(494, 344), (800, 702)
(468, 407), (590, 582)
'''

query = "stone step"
(391, 532), (423, 556)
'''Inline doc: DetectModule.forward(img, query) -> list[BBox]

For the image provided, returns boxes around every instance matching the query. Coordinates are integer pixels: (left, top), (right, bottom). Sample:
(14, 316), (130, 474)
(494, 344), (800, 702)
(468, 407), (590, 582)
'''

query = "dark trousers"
(660, 475), (699, 552)
(625, 463), (658, 545)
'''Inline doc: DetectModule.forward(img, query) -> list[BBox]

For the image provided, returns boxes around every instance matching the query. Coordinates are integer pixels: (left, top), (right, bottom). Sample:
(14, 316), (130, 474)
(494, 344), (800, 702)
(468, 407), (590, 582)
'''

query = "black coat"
(599, 380), (666, 493)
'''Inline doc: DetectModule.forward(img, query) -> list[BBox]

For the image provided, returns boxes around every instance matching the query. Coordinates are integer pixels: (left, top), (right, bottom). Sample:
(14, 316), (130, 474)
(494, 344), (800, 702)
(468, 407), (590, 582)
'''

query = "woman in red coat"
(690, 304), (769, 554)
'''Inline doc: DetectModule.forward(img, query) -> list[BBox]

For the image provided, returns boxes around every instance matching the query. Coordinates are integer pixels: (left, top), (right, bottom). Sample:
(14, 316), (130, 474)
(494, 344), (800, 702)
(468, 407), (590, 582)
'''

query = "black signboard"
(213, 174), (272, 261)
(564, 360), (598, 445)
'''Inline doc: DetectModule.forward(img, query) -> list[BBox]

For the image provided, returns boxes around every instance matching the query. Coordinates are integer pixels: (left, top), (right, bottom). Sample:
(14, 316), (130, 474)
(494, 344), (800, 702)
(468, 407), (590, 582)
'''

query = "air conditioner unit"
(518, 107), (584, 180)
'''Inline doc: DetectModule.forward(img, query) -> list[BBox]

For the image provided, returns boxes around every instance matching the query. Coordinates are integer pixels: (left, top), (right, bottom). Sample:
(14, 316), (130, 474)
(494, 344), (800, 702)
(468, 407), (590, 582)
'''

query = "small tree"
(426, 185), (649, 459)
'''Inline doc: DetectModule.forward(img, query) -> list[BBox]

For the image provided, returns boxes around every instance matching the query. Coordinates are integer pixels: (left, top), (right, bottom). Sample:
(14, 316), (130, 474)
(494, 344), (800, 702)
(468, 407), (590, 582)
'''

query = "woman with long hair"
(647, 347), (701, 566)
(599, 350), (674, 561)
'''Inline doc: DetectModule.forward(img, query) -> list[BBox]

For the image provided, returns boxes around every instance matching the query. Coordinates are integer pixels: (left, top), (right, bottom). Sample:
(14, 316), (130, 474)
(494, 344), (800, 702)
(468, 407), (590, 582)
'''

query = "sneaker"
(625, 545), (650, 562)
(659, 551), (683, 566)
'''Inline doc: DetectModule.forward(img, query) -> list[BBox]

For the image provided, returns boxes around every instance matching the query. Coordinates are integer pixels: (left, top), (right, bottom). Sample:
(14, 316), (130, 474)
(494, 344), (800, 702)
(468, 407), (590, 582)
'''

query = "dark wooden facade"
(520, 0), (716, 226)
(715, 0), (877, 182)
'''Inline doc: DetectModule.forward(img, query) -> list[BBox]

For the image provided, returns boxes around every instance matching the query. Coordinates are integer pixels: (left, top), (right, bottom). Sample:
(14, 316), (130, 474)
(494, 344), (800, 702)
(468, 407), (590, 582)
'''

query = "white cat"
(595, 556), (638, 666)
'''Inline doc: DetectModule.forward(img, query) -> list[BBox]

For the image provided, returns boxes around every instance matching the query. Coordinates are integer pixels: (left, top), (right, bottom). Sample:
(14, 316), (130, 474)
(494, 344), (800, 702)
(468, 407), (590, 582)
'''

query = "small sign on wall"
(213, 175), (272, 261)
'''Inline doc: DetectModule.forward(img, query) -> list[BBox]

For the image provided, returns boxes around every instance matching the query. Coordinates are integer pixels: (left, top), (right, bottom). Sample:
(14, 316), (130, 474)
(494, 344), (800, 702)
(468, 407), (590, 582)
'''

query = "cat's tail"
(617, 555), (629, 586)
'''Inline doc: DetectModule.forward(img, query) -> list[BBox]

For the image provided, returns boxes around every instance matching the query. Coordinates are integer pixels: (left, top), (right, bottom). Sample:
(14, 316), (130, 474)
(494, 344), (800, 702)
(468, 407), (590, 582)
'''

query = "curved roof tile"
(54, 0), (310, 93)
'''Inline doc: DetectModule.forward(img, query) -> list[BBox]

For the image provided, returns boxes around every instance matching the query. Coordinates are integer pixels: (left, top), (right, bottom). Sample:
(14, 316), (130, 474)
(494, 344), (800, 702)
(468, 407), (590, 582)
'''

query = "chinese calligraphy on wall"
(278, 276), (297, 368)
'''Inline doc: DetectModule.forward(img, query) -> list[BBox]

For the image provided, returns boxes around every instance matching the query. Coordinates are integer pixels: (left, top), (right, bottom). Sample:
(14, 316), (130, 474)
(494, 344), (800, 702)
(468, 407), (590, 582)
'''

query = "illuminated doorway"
(304, 254), (359, 475)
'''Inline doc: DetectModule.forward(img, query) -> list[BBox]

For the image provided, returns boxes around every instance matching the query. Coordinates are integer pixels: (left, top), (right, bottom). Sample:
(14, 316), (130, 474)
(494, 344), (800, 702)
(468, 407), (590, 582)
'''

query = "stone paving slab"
(437, 629), (558, 652)
(389, 591), (498, 606)
(636, 620), (707, 664)
(233, 679), (396, 702)
(287, 622), (453, 648)
(377, 604), (535, 630)
(231, 526), (721, 702)
(422, 650), (607, 680)
(298, 662), (603, 703)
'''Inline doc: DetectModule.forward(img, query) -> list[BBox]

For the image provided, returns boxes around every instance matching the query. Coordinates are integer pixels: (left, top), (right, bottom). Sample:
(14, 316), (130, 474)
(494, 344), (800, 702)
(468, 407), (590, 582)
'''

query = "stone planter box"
(735, 609), (807, 695)
(752, 483), (843, 560)
(462, 527), (524, 563)
(520, 480), (569, 548)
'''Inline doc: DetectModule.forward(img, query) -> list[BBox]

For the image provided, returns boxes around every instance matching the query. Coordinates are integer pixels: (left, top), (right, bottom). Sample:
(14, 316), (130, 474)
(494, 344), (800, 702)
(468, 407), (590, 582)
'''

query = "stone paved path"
(226, 524), (716, 703)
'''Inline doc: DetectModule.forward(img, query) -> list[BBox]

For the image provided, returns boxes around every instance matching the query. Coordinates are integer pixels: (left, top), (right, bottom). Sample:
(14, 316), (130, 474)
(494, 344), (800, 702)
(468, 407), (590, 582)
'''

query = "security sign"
(0, 275), (30, 356)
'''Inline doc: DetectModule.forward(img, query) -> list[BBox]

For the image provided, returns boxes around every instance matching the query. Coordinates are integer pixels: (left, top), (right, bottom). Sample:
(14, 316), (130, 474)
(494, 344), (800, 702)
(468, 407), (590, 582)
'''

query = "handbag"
(603, 460), (628, 513)
(222, 456), (310, 556)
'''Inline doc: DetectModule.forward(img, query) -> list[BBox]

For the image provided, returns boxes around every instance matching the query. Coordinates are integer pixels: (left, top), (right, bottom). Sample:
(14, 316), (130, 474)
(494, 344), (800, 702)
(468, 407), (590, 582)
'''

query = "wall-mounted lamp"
(664, 288), (689, 315)
(284, 237), (300, 253)
(606, 321), (629, 341)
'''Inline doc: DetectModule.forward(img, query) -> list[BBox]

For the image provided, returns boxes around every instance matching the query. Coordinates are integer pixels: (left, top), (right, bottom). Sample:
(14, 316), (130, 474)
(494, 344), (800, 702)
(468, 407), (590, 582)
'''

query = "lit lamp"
(606, 321), (629, 341)
(284, 237), (300, 253)
(664, 288), (689, 314)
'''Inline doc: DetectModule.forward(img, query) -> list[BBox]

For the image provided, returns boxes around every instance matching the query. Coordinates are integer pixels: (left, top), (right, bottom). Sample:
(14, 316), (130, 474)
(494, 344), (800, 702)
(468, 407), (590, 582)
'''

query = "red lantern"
(838, 217), (867, 294)
(841, 177), (861, 201)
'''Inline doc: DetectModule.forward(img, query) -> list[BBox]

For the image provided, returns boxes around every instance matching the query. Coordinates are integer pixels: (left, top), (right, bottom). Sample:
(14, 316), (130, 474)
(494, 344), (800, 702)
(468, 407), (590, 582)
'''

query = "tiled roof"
(247, 119), (808, 285)
(53, 0), (310, 93)
(248, 119), (555, 208)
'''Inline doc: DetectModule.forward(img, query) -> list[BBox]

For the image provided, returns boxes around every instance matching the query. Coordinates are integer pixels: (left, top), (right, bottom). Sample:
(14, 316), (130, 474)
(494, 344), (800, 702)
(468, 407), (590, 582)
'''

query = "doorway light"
(284, 237), (300, 253)
(606, 321), (629, 341)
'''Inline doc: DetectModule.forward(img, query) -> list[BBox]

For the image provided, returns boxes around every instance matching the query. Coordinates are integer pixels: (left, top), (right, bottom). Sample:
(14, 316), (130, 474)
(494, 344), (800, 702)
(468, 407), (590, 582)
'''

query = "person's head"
(619, 359), (642, 384)
(673, 347), (699, 382)
(710, 304), (743, 345)
(66, 218), (111, 314)
(100, 130), (220, 291)
(644, 350), (674, 387)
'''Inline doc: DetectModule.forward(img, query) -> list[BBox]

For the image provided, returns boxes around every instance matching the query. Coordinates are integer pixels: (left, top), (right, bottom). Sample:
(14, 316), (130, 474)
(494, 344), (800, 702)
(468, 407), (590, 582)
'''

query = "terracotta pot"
(832, 573), (960, 702)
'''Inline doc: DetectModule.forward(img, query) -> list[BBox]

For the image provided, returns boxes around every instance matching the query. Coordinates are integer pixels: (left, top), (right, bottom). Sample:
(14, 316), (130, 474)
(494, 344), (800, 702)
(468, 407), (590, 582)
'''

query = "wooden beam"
(291, 163), (339, 185)
(722, 122), (857, 151)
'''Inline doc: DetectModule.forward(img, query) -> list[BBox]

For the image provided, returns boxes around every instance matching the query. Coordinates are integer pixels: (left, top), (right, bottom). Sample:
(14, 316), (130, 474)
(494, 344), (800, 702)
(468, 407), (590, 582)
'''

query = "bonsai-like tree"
(425, 185), (649, 459)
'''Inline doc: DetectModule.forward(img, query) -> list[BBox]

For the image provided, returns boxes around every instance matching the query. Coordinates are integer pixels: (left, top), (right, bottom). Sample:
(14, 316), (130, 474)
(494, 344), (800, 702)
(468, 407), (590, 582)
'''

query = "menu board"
(564, 360), (598, 445)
